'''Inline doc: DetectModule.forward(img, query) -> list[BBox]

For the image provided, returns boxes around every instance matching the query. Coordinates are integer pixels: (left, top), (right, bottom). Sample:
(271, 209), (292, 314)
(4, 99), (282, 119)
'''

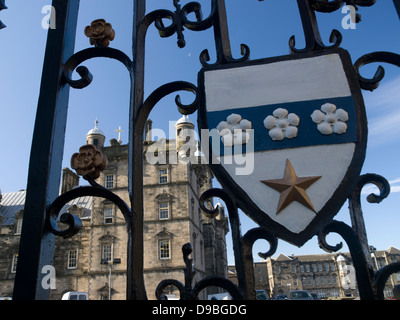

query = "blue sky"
(1, 1), (400, 264)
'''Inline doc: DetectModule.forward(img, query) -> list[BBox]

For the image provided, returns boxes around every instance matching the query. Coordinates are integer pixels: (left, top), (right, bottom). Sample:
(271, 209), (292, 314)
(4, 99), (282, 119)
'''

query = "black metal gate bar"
(12, 0), (80, 300)
(128, 0), (148, 300)
(348, 175), (391, 284)
(394, 0), (400, 19)
(0, 0), (7, 30)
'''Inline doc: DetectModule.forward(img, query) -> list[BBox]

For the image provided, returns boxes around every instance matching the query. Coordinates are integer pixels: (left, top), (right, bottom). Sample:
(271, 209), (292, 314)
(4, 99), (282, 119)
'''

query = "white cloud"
(361, 177), (400, 195)
(364, 76), (400, 146)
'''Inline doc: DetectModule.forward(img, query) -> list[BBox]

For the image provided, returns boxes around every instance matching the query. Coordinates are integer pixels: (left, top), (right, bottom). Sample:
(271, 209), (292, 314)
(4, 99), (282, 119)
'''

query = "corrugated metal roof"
(0, 190), (93, 226)
(59, 194), (93, 219)
(0, 191), (26, 225)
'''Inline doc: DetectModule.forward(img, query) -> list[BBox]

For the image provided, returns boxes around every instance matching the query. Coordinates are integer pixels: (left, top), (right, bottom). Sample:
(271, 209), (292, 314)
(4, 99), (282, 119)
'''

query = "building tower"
(175, 115), (196, 160)
(86, 118), (105, 148)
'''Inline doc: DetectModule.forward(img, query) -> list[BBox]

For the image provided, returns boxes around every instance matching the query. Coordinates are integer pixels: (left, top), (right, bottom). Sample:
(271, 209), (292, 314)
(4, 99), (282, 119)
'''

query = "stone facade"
(0, 118), (228, 300)
(229, 247), (400, 299)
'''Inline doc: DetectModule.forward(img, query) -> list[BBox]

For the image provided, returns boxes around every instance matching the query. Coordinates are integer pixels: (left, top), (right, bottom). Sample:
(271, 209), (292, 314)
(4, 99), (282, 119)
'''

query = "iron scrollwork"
(156, 243), (243, 300)
(290, 0), (342, 54)
(198, 188), (278, 300)
(0, 0), (6, 30)
(47, 175), (134, 239)
(318, 174), (397, 300)
(152, 0), (251, 66)
(290, 0), (376, 54)
(318, 220), (376, 299)
(155, 187), (278, 300)
(354, 51), (400, 91)
(46, 145), (140, 298)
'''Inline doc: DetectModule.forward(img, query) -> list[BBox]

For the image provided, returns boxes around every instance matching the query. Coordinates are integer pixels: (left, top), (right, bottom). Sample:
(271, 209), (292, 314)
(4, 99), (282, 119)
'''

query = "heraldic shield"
(198, 48), (367, 246)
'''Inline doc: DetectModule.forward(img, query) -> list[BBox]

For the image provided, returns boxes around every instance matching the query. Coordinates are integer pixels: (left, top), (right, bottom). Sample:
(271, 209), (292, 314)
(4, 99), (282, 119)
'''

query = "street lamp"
(101, 258), (121, 300)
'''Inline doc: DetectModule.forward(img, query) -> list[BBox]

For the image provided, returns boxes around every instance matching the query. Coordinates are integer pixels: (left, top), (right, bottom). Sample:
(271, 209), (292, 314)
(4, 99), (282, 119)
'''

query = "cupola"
(86, 118), (105, 148)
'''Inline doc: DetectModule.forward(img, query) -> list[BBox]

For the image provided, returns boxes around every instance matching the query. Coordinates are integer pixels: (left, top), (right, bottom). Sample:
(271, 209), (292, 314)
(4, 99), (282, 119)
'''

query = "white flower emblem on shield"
(263, 108), (300, 141)
(311, 103), (349, 135)
(217, 114), (252, 147)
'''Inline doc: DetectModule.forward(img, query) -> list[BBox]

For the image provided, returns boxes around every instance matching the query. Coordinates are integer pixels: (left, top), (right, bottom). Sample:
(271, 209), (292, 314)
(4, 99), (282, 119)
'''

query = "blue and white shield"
(198, 49), (367, 246)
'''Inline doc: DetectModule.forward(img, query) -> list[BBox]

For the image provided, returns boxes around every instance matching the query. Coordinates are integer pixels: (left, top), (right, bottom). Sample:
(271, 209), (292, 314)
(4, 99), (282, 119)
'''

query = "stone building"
(0, 117), (229, 300)
(229, 247), (400, 299)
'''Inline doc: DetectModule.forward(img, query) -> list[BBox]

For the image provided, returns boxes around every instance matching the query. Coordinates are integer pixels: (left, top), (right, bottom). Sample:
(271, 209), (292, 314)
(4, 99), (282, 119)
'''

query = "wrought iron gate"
(7, 0), (400, 300)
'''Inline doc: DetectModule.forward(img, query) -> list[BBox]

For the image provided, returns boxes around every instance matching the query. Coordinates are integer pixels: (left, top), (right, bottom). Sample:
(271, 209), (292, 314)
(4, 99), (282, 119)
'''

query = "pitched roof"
(0, 190), (26, 225)
(275, 254), (293, 262)
(374, 246), (400, 257)
(386, 246), (400, 254)
(0, 190), (93, 226)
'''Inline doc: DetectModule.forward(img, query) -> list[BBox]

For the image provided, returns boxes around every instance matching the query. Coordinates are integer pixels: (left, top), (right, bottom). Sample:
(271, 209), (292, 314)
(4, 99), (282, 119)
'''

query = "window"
(312, 264), (317, 272)
(102, 244), (112, 263)
(305, 264), (310, 272)
(159, 203), (169, 220)
(159, 169), (168, 184)
(11, 254), (18, 273)
(68, 249), (78, 269)
(104, 208), (113, 224)
(15, 218), (23, 235)
(159, 240), (170, 260)
(331, 289), (340, 298)
(105, 175), (114, 189)
(384, 288), (393, 298)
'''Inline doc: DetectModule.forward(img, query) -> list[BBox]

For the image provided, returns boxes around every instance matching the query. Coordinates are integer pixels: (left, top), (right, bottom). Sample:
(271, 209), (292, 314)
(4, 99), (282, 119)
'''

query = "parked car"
(289, 290), (313, 300)
(274, 294), (288, 300)
(61, 291), (89, 300)
(310, 292), (320, 300)
(256, 290), (270, 300)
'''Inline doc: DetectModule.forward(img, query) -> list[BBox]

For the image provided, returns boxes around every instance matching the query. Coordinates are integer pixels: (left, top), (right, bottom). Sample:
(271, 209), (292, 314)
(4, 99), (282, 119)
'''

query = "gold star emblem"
(261, 159), (321, 214)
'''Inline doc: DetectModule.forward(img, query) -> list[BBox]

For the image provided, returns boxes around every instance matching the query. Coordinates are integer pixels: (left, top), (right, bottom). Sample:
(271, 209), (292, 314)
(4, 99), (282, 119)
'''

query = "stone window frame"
(103, 207), (114, 224)
(102, 243), (113, 263)
(99, 233), (116, 264)
(11, 254), (18, 273)
(158, 202), (169, 220)
(14, 210), (24, 235)
(155, 191), (173, 221)
(67, 249), (78, 269)
(156, 228), (175, 261)
(159, 239), (171, 260)
(105, 174), (115, 189)
(158, 167), (168, 184)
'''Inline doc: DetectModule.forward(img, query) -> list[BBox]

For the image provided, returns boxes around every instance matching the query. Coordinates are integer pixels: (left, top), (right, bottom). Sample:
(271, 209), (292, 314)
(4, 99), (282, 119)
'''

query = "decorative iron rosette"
(84, 19), (115, 47)
(70, 144), (108, 180)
